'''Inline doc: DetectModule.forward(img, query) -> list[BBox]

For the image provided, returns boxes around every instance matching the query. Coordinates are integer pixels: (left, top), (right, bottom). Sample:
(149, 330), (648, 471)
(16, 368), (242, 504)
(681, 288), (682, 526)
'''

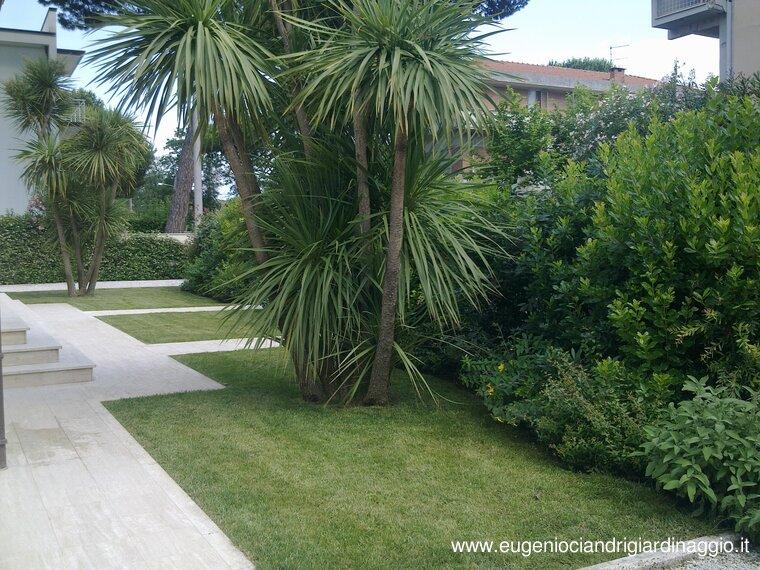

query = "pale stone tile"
(31, 458), (104, 510)
(14, 425), (79, 465)
(4, 424), (28, 467)
(47, 501), (133, 551)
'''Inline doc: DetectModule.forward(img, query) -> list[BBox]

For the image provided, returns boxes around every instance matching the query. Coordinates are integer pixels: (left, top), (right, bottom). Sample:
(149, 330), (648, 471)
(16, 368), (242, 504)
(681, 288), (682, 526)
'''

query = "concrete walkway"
(0, 296), (254, 569)
(0, 279), (185, 293)
(150, 338), (278, 357)
(86, 305), (227, 317)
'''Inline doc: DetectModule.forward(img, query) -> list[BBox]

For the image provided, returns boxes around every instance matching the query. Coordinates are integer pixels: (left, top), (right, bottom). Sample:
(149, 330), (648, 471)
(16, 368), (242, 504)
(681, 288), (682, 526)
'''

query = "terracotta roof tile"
(481, 58), (659, 89)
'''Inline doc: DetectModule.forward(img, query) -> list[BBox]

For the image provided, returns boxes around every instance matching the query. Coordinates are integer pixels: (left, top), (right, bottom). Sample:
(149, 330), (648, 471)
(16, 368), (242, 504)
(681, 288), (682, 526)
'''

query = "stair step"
(3, 342), (61, 366)
(4, 359), (95, 388)
(1, 324), (29, 346)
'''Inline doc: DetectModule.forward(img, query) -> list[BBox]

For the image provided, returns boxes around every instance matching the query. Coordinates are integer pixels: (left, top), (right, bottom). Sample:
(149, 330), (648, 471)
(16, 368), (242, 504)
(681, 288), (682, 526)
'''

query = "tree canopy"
(548, 57), (615, 72)
(38, 0), (119, 29)
(38, 0), (529, 29)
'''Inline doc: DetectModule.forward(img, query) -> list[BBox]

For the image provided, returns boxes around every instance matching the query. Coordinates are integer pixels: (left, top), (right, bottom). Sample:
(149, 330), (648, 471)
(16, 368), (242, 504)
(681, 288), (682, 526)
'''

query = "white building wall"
(0, 43), (47, 214)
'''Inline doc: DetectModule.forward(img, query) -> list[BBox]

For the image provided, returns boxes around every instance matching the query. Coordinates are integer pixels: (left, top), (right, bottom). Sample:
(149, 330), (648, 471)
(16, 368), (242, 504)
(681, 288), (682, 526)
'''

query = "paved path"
(150, 338), (278, 357)
(86, 305), (227, 317)
(0, 296), (254, 569)
(0, 279), (185, 293)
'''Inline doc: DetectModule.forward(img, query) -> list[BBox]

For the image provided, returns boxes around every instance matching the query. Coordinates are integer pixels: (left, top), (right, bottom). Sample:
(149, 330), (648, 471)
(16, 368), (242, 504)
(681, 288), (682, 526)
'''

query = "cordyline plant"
(88, 0), (277, 263)
(3, 58), (150, 296)
(287, 0), (498, 403)
(88, 0), (505, 405)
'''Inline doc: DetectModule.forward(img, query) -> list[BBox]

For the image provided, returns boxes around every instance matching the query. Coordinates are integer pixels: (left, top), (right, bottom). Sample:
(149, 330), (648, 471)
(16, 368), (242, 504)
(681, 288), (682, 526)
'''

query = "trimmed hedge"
(0, 214), (188, 285)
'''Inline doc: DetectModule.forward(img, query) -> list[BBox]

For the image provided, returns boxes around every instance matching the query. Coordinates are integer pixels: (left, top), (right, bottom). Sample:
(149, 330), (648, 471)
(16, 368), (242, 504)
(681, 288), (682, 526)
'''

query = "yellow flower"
(497, 362), (506, 373)
(486, 383), (495, 396)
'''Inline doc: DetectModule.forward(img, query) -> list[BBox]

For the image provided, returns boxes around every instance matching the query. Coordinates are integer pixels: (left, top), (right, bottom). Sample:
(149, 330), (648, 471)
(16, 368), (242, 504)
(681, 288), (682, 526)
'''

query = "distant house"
(0, 8), (84, 214)
(482, 59), (659, 110)
(651, 0), (760, 80)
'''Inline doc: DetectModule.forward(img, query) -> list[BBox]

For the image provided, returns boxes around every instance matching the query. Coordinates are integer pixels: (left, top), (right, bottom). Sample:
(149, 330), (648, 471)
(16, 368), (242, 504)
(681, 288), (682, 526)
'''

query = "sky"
(1, 0), (720, 154)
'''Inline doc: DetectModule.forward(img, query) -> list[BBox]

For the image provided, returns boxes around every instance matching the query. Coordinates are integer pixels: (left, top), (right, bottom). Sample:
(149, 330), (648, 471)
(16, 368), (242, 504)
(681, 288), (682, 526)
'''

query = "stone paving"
(0, 295), (255, 569)
(0, 279), (185, 293)
(85, 306), (227, 317)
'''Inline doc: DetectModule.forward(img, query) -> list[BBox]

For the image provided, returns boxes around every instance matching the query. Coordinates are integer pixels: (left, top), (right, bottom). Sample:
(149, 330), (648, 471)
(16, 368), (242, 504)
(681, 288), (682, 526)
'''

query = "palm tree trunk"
(365, 127), (408, 405)
(68, 211), (86, 292)
(84, 231), (106, 295)
(269, 0), (313, 155)
(165, 125), (195, 232)
(214, 111), (268, 265)
(294, 358), (325, 403)
(51, 204), (76, 297)
(353, 109), (371, 234)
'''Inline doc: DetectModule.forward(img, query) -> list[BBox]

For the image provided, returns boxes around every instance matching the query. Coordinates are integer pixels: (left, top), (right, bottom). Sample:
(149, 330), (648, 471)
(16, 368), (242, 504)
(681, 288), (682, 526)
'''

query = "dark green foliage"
(461, 336), (657, 474)
(0, 215), (62, 284)
(473, 0), (530, 19)
(127, 201), (170, 233)
(548, 57), (614, 72)
(0, 214), (187, 284)
(183, 200), (254, 302)
(455, 94), (760, 478)
(38, 0), (119, 30)
(478, 88), (555, 188)
(642, 378), (760, 539)
(100, 232), (188, 280)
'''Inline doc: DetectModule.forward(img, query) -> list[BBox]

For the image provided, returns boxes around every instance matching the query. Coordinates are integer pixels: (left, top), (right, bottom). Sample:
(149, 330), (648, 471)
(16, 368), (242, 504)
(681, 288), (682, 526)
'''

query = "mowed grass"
(9, 287), (220, 310)
(98, 310), (252, 344)
(105, 349), (714, 569)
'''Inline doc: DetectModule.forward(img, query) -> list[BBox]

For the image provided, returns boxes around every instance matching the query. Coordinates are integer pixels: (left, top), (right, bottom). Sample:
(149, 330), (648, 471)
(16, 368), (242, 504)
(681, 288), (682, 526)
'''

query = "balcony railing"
(66, 99), (86, 124)
(655, 0), (709, 18)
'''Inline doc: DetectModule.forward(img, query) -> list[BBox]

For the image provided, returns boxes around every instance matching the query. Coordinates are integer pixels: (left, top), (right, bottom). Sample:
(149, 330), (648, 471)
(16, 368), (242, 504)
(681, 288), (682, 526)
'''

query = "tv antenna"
(610, 44), (630, 66)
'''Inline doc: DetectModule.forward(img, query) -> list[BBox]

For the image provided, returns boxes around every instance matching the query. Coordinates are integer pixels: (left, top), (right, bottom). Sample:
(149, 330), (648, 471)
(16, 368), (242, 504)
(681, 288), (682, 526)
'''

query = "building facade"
(652, 0), (760, 79)
(0, 9), (83, 214)
(482, 59), (658, 111)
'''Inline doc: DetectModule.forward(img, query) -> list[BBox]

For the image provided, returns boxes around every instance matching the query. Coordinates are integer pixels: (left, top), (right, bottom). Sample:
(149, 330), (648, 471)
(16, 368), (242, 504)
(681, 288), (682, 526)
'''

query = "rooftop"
(483, 59), (660, 92)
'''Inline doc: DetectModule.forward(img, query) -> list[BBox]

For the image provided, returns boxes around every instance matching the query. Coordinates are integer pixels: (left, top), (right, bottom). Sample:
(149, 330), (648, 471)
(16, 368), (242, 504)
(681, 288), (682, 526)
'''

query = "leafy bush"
(183, 199), (254, 302)
(461, 336), (657, 474)
(0, 215), (62, 284)
(642, 377), (760, 539)
(479, 88), (556, 188)
(127, 200), (169, 233)
(0, 214), (187, 284)
(483, 95), (760, 387)
(100, 232), (188, 280)
(454, 93), (759, 483)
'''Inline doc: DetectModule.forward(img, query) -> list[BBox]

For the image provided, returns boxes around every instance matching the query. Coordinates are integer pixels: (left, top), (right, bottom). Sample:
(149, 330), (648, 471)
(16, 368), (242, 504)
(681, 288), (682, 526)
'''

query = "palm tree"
(292, 0), (495, 404)
(3, 58), (78, 295)
(87, 0), (276, 263)
(62, 107), (151, 293)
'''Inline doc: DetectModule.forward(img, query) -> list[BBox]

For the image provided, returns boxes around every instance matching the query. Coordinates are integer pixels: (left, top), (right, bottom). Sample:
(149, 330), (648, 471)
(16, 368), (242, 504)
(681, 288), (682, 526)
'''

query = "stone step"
(4, 340), (61, 366)
(1, 323), (29, 346)
(4, 356), (95, 388)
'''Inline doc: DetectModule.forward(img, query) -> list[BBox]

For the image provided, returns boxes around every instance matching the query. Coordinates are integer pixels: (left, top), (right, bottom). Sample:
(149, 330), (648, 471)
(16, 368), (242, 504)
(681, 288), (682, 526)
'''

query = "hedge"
(0, 215), (188, 285)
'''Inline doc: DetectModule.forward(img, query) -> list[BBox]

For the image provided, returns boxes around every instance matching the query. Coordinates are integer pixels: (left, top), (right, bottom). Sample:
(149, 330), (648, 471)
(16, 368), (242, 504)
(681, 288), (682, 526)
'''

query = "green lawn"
(98, 310), (250, 344)
(9, 287), (220, 310)
(105, 349), (714, 569)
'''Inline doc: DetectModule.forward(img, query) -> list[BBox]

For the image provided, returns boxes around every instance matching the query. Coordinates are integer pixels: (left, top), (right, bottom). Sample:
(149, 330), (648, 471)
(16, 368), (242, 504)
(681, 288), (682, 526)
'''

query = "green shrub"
(0, 214), (187, 284)
(0, 215), (62, 284)
(126, 200), (170, 233)
(642, 377), (760, 539)
(461, 336), (657, 475)
(100, 233), (188, 281)
(475, 95), (760, 388)
(183, 199), (254, 302)
(478, 88), (556, 188)
(587, 96), (760, 385)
